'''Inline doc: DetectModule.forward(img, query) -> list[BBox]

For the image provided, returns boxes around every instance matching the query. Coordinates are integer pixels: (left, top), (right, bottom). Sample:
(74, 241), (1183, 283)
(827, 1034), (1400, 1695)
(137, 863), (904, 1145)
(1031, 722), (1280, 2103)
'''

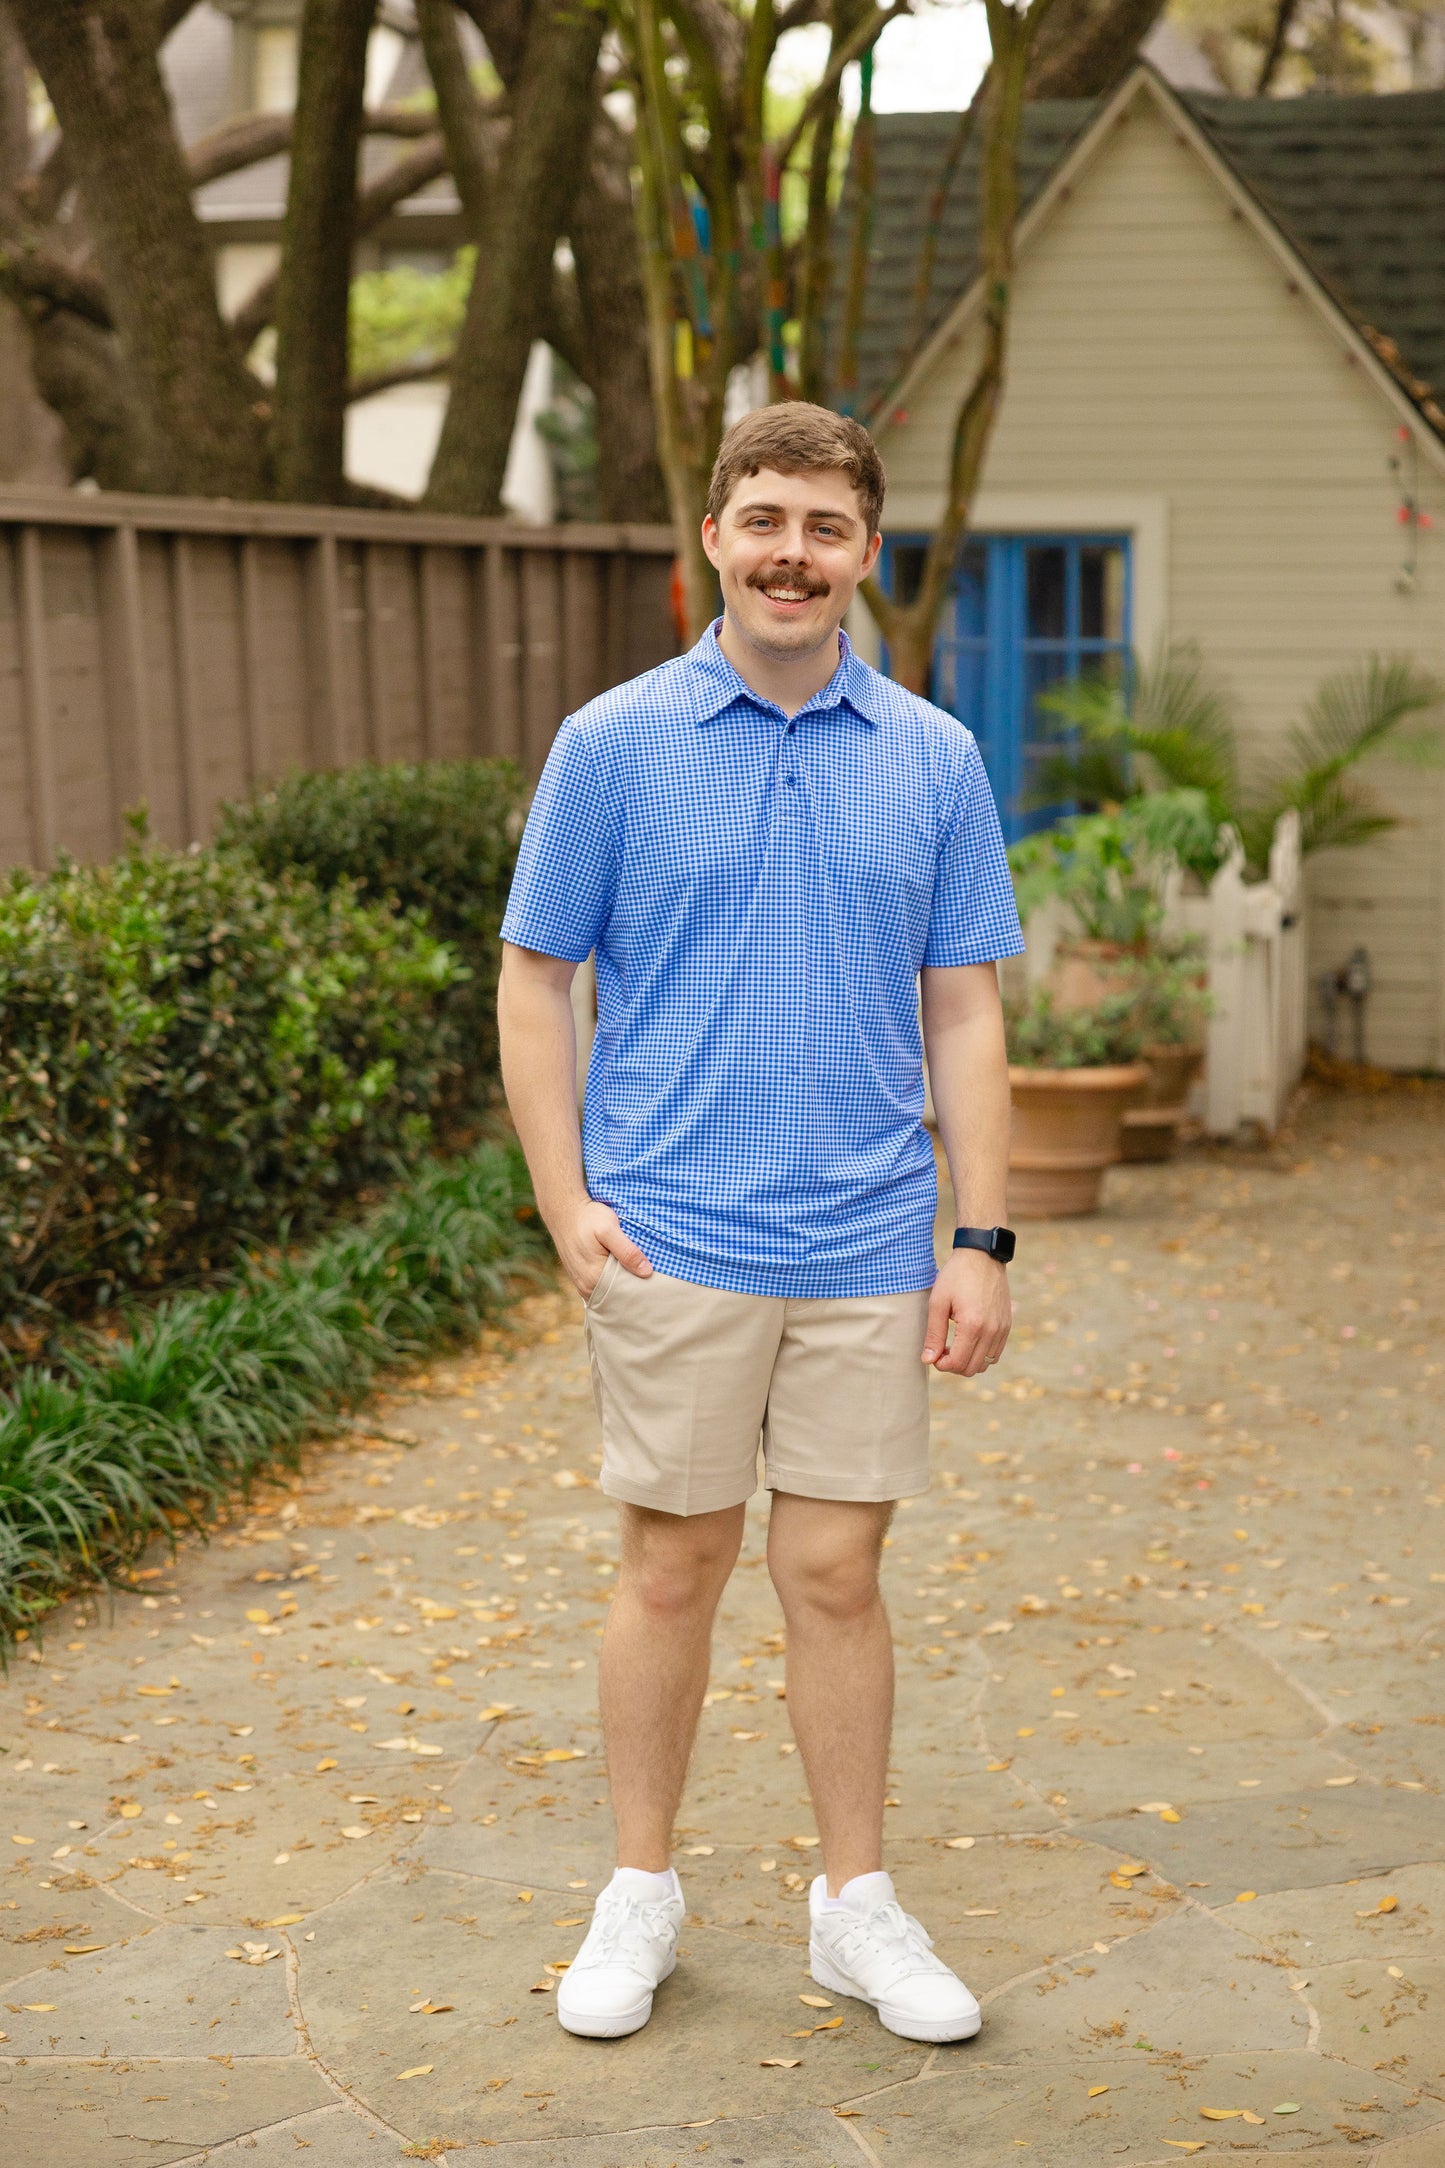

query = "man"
(497, 402), (1024, 2046)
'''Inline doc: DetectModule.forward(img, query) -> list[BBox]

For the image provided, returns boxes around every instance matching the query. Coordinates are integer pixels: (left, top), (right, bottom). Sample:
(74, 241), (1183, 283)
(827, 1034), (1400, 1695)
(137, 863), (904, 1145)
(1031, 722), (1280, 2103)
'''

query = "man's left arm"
(919, 961), (1013, 1375)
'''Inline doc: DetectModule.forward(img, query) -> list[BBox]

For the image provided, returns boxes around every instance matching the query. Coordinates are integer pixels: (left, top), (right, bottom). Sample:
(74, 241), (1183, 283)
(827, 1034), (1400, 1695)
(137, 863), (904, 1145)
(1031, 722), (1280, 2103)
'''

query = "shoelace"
(577, 1892), (677, 1971)
(828, 1900), (950, 1980)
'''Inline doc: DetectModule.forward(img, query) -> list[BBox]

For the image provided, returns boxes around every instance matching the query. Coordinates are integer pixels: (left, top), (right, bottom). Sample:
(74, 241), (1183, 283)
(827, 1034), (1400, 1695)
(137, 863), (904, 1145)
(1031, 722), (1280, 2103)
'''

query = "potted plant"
(1115, 943), (1211, 1162)
(1004, 987), (1149, 1218)
(1007, 792), (1217, 1010)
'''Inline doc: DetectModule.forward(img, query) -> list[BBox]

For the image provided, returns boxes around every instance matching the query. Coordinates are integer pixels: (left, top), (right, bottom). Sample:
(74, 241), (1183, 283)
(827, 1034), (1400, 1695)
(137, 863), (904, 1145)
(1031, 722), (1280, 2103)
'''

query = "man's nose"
(769, 527), (812, 562)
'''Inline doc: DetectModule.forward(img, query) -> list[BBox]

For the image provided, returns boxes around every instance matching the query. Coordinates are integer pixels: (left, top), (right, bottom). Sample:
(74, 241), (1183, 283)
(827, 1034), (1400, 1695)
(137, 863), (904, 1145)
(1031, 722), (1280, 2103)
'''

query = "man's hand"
(560, 1199), (654, 1300)
(921, 1250), (1012, 1375)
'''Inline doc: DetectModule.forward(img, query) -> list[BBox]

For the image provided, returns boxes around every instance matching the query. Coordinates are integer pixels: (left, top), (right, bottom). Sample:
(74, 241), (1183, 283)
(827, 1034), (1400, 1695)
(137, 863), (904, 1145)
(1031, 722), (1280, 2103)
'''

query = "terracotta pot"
(1048, 938), (1147, 1011)
(1008, 1062), (1150, 1217)
(1119, 1043), (1205, 1163)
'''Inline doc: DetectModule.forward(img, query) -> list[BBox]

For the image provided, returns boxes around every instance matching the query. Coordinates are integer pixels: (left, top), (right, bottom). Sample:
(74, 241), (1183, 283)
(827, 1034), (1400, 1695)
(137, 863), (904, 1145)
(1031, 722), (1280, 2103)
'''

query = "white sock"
(815, 1869), (895, 1913)
(609, 1864), (679, 1900)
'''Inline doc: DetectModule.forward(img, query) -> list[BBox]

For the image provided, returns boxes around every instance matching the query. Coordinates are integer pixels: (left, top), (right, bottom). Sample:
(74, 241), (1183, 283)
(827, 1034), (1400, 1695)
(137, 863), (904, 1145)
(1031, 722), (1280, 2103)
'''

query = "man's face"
(701, 465), (881, 661)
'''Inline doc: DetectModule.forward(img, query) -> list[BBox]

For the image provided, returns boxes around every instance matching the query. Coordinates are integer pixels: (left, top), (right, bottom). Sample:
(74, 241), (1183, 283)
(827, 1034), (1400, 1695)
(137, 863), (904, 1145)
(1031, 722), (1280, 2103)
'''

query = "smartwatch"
(953, 1225), (1016, 1263)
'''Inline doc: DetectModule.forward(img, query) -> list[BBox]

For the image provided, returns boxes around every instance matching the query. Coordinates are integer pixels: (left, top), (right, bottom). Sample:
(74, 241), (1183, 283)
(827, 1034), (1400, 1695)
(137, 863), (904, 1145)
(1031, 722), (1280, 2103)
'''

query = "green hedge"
(217, 759), (528, 1097)
(0, 1136), (549, 1642)
(0, 839), (464, 1340)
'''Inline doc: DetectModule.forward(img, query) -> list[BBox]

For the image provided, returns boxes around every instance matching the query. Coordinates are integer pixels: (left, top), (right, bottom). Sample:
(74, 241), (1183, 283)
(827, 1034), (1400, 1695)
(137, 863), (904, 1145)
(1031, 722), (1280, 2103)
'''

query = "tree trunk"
(424, 0), (603, 516)
(12, 0), (267, 497)
(568, 106), (667, 524)
(272, 0), (378, 502)
(0, 0), (66, 483)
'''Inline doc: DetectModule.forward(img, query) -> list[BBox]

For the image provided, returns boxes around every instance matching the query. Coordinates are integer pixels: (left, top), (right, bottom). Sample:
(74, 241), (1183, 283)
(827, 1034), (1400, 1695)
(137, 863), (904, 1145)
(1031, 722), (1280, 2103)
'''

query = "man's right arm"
(497, 942), (652, 1298)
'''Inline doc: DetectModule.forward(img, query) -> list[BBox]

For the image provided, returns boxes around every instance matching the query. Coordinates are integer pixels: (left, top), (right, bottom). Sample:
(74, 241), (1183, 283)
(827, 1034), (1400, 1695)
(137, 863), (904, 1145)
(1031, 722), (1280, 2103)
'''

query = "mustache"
(747, 568), (831, 599)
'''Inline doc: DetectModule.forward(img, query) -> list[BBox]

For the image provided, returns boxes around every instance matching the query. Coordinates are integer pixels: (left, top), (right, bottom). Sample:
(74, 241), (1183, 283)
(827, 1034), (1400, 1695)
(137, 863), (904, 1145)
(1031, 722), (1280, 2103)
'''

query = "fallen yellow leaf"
(118, 1804), (143, 1820)
(683, 1844), (715, 1856)
(799, 1995), (833, 2008)
(396, 2065), (433, 2081)
(23, 2003), (57, 2012)
(315, 1759), (338, 1772)
(541, 1748), (584, 1763)
(135, 1684), (174, 1697)
(64, 1944), (107, 1955)
(1088, 2086), (1109, 2098)
(476, 1704), (516, 1722)
(1200, 2108), (1244, 2120)
(1114, 1860), (1149, 1878)
(10, 1835), (34, 1846)
(1376, 1894), (1399, 1914)
(1235, 1891), (1258, 1903)
(245, 1609), (271, 1624)
(257, 1913), (305, 1928)
(945, 1836), (976, 1850)
(813, 2016), (844, 2031)
(962, 1907), (999, 1918)
(516, 1890), (533, 1902)
(409, 2000), (454, 2015)
(1159, 1809), (1182, 1823)
(1241, 2112), (1265, 2126)
(1325, 1774), (1357, 1787)
(760, 2058), (801, 2068)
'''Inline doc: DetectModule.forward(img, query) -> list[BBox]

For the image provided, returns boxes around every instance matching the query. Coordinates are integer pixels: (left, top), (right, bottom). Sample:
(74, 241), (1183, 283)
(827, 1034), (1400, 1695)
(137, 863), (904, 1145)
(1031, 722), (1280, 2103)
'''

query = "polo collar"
(688, 619), (885, 728)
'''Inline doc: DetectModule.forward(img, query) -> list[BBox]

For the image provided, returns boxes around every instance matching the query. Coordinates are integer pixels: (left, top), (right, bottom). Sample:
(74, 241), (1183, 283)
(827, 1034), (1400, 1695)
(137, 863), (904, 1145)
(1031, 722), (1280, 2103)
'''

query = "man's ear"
(701, 515), (722, 571)
(860, 529), (883, 580)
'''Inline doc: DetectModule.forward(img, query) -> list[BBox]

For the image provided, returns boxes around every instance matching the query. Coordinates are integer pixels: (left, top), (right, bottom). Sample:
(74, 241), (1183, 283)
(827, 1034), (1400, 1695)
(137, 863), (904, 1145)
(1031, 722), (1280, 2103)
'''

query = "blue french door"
(879, 533), (1132, 842)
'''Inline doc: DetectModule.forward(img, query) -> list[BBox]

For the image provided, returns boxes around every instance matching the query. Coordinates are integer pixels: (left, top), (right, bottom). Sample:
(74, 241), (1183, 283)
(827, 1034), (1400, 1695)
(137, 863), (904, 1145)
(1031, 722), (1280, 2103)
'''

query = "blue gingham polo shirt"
(500, 622), (1024, 1298)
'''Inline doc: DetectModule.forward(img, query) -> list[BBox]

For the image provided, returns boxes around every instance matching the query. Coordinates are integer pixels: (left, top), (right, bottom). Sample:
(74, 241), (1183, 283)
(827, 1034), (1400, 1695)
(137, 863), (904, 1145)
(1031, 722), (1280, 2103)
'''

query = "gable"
(841, 75), (1445, 444)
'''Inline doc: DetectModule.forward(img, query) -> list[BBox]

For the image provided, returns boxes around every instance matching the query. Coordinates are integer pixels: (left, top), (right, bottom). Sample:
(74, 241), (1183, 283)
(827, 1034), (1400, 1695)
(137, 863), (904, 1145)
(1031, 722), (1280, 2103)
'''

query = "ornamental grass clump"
(218, 759), (528, 1096)
(0, 835), (465, 1343)
(0, 1136), (549, 1642)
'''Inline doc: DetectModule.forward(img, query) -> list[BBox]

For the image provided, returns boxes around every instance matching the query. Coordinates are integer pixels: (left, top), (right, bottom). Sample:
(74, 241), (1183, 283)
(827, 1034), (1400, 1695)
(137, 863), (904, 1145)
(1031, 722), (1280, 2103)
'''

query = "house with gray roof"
(844, 65), (1445, 1071)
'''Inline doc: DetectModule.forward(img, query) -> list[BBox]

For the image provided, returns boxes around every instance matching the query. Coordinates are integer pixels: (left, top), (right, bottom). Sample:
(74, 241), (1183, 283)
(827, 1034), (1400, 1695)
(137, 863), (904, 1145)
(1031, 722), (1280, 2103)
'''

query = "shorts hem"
(599, 1469), (758, 1518)
(763, 1465), (931, 1504)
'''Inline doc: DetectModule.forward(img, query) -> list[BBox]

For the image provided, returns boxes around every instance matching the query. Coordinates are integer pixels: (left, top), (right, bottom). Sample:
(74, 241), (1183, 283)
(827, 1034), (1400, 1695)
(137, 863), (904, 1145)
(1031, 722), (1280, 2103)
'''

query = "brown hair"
(706, 403), (886, 538)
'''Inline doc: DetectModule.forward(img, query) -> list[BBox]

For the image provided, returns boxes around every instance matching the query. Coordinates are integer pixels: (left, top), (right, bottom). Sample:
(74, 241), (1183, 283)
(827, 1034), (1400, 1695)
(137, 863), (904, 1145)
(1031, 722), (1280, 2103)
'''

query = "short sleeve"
(922, 735), (1026, 968)
(500, 721), (619, 961)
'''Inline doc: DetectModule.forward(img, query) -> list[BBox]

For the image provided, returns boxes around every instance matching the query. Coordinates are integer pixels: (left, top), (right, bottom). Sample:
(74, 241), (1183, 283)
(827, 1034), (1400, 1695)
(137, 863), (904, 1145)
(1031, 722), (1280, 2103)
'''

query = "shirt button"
(785, 773), (798, 787)
(786, 722), (797, 735)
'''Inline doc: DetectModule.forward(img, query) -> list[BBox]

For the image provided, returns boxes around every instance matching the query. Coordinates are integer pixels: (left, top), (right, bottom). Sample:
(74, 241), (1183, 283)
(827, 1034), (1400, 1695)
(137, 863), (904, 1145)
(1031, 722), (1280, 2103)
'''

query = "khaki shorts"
(583, 1258), (932, 1518)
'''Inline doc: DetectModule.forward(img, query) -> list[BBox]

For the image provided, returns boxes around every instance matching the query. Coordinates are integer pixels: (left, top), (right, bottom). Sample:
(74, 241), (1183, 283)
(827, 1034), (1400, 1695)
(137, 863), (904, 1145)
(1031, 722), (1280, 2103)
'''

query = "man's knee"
(618, 1506), (742, 1621)
(775, 1534), (888, 1621)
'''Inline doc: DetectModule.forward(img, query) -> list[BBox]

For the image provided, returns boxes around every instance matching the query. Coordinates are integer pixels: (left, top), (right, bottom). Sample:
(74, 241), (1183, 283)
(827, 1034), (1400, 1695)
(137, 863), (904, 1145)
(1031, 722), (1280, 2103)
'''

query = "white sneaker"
(808, 1872), (981, 2044)
(556, 1871), (685, 2038)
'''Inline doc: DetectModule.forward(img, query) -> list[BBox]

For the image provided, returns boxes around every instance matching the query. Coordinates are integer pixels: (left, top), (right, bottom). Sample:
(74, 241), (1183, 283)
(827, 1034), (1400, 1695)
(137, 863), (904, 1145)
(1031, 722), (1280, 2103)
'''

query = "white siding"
(878, 90), (1445, 1072)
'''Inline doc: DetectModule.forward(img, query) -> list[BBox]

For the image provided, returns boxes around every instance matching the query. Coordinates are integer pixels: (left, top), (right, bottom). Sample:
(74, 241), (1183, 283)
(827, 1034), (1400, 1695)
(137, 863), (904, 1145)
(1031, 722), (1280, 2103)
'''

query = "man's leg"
(765, 1492), (895, 1895)
(599, 1499), (747, 1870)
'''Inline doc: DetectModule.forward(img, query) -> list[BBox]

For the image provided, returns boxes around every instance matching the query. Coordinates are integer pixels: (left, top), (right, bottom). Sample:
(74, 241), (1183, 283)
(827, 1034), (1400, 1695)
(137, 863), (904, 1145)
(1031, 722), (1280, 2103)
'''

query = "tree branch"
(0, 230), (113, 328)
(415, 0), (492, 239)
(347, 353), (451, 401)
(1255, 0), (1301, 92)
(185, 99), (445, 190)
(774, 0), (909, 175)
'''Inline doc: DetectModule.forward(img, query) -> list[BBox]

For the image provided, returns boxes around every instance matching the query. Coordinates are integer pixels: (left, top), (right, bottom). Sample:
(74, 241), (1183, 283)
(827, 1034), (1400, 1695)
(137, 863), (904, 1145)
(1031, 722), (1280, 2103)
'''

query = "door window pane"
(1080, 544), (1125, 642)
(1025, 546), (1067, 640)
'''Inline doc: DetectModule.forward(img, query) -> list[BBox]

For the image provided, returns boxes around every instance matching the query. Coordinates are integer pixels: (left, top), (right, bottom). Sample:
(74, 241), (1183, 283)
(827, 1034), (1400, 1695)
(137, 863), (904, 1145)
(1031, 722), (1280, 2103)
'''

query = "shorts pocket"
(585, 1253), (620, 1312)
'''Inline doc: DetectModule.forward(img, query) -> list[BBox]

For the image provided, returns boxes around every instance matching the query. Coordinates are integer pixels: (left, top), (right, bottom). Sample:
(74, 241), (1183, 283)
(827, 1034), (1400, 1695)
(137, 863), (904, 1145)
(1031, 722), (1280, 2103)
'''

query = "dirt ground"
(2, 1077), (1442, 2167)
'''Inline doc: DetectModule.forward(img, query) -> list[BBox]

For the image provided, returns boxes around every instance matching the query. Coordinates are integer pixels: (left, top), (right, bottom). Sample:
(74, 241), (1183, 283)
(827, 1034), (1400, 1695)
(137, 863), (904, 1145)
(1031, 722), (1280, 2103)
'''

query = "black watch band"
(953, 1224), (1016, 1263)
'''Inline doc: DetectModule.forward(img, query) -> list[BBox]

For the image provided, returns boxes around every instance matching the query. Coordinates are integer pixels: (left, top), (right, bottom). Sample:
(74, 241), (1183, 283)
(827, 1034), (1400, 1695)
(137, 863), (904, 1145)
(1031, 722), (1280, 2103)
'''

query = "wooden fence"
(0, 489), (679, 870)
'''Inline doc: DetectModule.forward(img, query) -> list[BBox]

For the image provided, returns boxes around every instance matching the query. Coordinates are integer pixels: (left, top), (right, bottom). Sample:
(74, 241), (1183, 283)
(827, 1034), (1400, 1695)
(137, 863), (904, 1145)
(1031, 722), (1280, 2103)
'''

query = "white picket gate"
(1014, 809), (1307, 1138)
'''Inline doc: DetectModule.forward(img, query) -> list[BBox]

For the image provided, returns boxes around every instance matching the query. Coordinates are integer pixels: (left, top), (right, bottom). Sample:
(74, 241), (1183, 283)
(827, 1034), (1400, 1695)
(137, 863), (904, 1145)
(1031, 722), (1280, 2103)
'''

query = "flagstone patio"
(3, 1078), (1442, 2166)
